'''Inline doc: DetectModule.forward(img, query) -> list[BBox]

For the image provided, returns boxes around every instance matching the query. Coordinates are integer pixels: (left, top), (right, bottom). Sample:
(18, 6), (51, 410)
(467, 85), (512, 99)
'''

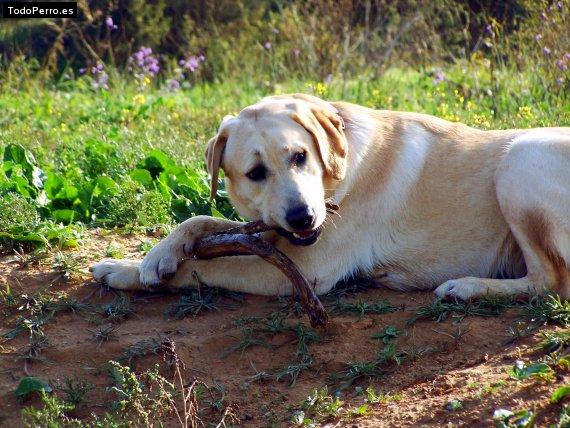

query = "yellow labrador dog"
(91, 94), (570, 301)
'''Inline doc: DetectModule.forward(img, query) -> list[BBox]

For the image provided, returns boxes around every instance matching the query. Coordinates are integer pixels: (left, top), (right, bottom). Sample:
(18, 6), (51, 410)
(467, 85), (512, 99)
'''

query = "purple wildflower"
(129, 46), (161, 80)
(264, 42), (271, 50)
(534, 34), (542, 42)
(167, 79), (180, 91)
(484, 24), (494, 36)
(557, 1), (563, 11)
(89, 63), (109, 90)
(556, 77), (564, 86)
(79, 68), (86, 75)
(557, 59), (568, 71)
(564, 53), (570, 61)
(179, 54), (205, 73)
(433, 70), (445, 85)
(105, 17), (118, 30)
(543, 47), (551, 56)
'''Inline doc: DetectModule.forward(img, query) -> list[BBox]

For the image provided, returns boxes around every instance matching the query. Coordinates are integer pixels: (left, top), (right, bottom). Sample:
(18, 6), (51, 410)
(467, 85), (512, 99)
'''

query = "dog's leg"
(91, 215), (243, 290)
(91, 215), (339, 295)
(435, 133), (570, 300)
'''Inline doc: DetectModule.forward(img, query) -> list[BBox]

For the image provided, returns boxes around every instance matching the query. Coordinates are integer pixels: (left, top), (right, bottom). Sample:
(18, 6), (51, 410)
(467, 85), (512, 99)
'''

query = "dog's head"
(205, 94), (347, 246)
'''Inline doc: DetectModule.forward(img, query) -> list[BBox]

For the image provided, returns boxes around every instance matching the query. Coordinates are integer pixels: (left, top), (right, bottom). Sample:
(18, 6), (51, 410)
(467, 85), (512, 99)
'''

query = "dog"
(91, 93), (570, 301)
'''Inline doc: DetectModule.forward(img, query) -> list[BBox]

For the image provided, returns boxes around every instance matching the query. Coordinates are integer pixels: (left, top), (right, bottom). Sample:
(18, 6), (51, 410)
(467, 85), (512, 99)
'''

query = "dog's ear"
(290, 107), (347, 180)
(205, 115), (234, 200)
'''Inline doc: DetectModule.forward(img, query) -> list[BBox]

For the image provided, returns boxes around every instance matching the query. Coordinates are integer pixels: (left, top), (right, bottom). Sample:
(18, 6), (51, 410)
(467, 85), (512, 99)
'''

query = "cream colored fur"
(91, 94), (570, 300)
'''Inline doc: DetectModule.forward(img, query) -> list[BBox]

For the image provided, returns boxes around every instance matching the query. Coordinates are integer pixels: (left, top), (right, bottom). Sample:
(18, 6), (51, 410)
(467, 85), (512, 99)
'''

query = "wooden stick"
(190, 221), (329, 327)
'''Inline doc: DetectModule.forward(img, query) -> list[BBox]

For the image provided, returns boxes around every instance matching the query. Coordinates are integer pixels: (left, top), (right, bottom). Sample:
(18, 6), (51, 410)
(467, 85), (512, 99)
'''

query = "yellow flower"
(315, 82), (327, 96)
(133, 94), (146, 105)
(517, 106), (533, 120)
(472, 114), (491, 129)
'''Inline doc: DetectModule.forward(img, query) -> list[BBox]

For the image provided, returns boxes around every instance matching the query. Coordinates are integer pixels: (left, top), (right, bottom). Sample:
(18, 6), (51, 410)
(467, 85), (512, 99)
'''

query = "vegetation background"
(0, 1), (569, 426)
(0, 0), (568, 248)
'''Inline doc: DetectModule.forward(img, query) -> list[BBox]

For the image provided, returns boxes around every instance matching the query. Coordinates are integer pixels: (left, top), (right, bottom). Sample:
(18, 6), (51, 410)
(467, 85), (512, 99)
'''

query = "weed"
(371, 325), (400, 343)
(222, 327), (273, 358)
(20, 392), (76, 427)
(554, 406), (570, 428)
(507, 360), (554, 382)
(493, 408), (535, 428)
(245, 361), (272, 385)
(539, 330), (570, 354)
(300, 386), (344, 422)
(166, 286), (242, 319)
(291, 322), (321, 359)
(446, 398), (463, 411)
(203, 380), (226, 412)
(262, 311), (288, 333)
(330, 359), (386, 390)
(3, 289), (90, 343)
(52, 252), (85, 279)
(432, 325), (470, 346)
(521, 294), (570, 328)
(117, 334), (165, 366)
(107, 361), (176, 426)
(408, 297), (512, 324)
(276, 356), (314, 387)
(469, 380), (507, 401)
(102, 296), (134, 323)
(16, 331), (50, 368)
(137, 240), (155, 254)
(59, 377), (94, 407)
(362, 386), (402, 404)
(551, 386), (570, 404)
(324, 279), (378, 302)
(104, 243), (124, 259)
(506, 321), (538, 344)
(233, 315), (261, 327)
(331, 298), (401, 318)
(89, 324), (120, 348)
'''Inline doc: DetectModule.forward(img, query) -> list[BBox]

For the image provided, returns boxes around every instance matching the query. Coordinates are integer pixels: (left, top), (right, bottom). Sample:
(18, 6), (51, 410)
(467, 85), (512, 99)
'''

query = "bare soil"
(0, 232), (568, 427)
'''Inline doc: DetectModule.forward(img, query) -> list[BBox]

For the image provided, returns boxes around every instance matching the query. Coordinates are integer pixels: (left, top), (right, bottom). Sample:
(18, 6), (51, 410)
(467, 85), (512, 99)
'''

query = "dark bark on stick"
(190, 222), (329, 327)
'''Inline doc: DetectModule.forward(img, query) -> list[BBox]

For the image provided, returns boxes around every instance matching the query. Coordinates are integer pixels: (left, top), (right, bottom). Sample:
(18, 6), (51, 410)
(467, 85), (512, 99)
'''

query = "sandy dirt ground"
(0, 232), (568, 427)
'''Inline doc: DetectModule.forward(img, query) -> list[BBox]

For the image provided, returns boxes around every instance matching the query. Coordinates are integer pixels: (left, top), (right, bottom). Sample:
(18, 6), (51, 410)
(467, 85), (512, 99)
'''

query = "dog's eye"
(246, 165), (267, 182)
(292, 151), (306, 167)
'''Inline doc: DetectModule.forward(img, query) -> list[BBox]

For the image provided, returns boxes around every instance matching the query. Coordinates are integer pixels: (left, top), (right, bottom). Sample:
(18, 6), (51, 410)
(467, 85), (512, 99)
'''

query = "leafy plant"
(371, 326), (400, 343)
(14, 377), (52, 400)
(493, 408), (535, 428)
(507, 360), (554, 382)
(551, 385), (570, 404)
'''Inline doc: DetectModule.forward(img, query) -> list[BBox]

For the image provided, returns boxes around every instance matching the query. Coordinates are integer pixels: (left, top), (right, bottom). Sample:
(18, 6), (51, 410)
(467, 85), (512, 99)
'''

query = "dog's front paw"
(434, 277), (482, 301)
(139, 215), (229, 288)
(139, 239), (183, 287)
(90, 259), (142, 290)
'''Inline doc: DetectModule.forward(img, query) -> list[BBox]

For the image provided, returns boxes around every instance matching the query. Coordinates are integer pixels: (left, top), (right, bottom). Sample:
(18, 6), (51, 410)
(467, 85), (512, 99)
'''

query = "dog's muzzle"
(276, 226), (322, 246)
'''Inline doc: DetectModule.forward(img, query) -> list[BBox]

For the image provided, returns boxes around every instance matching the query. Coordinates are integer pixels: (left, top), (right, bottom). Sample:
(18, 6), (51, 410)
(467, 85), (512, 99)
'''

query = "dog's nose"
(286, 205), (315, 230)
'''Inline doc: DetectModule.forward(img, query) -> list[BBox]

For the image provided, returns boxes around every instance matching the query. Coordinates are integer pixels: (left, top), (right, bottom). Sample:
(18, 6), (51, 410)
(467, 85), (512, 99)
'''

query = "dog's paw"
(90, 259), (142, 290)
(139, 239), (185, 287)
(434, 277), (482, 301)
(139, 215), (232, 288)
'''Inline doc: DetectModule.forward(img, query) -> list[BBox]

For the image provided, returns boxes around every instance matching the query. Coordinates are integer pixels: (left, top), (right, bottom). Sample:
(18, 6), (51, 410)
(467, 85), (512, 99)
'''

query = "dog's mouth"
(275, 226), (322, 246)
